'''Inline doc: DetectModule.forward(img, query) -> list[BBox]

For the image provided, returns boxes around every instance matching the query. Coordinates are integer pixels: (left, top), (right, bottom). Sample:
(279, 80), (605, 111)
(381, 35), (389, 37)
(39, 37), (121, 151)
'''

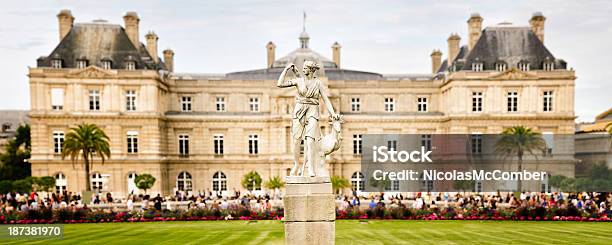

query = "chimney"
(266, 41), (276, 68)
(331, 42), (341, 68)
(57, 9), (74, 41)
(447, 33), (461, 66)
(430, 49), (442, 73)
(529, 12), (546, 43)
(145, 31), (159, 62)
(467, 13), (483, 50)
(163, 49), (174, 72)
(123, 11), (140, 48)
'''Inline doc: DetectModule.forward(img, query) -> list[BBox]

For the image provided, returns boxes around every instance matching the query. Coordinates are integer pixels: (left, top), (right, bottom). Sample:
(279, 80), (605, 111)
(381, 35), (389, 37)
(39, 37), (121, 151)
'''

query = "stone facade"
(29, 10), (576, 197)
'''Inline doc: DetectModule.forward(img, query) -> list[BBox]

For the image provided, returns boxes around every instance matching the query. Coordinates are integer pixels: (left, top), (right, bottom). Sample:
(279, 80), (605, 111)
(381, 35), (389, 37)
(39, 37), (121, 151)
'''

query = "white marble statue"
(277, 60), (342, 177)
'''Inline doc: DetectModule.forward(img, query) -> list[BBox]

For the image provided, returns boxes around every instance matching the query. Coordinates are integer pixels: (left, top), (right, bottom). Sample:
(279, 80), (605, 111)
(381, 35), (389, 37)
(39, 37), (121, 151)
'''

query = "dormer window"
(101, 60), (112, 70)
(518, 61), (530, 72)
(543, 61), (554, 71)
(51, 59), (62, 69)
(471, 62), (483, 72)
(495, 62), (507, 72)
(76, 59), (88, 69)
(125, 61), (136, 70)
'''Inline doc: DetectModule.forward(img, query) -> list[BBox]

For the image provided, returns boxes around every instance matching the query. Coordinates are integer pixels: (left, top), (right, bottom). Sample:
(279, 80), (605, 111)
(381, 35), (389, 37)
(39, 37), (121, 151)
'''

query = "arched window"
(351, 172), (365, 191)
(212, 171), (227, 191)
(91, 172), (104, 192)
(177, 171), (192, 191)
(55, 172), (67, 193)
(127, 172), (138, 195)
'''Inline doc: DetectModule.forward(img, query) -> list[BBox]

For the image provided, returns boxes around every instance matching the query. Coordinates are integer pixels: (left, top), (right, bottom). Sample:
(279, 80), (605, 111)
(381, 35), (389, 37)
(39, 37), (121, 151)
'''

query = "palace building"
(29, 10), (576, 197)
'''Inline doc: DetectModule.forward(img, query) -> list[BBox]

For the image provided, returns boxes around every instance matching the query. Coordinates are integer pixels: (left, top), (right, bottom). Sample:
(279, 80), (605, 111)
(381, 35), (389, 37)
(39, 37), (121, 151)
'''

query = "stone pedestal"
(284, 176), (335, 245)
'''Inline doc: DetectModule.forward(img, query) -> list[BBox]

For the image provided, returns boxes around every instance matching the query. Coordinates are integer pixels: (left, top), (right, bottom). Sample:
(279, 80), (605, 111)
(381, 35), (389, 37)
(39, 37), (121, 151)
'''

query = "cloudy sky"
(1, 0), (610, 121)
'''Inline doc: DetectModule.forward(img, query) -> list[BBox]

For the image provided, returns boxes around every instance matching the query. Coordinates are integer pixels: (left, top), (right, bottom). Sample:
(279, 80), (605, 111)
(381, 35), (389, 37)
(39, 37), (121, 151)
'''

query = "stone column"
(284, 176), (335, 245)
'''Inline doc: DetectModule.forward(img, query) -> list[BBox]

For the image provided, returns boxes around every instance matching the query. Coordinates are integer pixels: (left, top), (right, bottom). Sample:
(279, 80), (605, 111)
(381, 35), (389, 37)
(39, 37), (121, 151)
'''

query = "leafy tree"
(61, 123), (111, 192)
(0, 180), (12, 193)
(606, 122), (612, 134)
(495, 126), (546, 192)
(36, 176), (56, 192)
(135, 174), (156, 194)
(264, 176), (285, 190)
(331, 175), (351, 194)
(453, 180), (475, 192)
(368, 177), (391, 192)
(549, 175), (567, 191)
(12, 178), (32, 193)
(0, 124), (31, 180)
(241, 171), (262, 191)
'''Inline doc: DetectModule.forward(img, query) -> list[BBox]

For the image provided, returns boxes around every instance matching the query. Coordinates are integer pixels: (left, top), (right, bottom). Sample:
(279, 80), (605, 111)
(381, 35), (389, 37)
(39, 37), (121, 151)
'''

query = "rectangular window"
(472, 92), (483, 112)
(387, 140), (397, 151)
(216, 97), (226, 112)
(544, 62), (554, 71)
(351, 97), (360, 112)
(51, 88), (64, 110)
(126, 131), (138, 154)
(53, 131), (64, 154)
(76, 60), (87, 69)
(249, 97), (259, 112)
(471, 134), (482, 154)
(214, 134), (224, 155)
(51, 59), (62, 69)
(102, 61), (112, 70)
(417, 97), (428, 112)
(385, 180), (400, 191)
(472, 62), (483, 72)
(384, 97), (394, 112)
(421, 134), (432, 151)
(181, 96), (192, 112)
(248, 134), (258, 155)
(353, 134), (362, 155)
(507, 91), (518, 112)
(126, 90), (137, 111)
(89, 90), (100, 111)
(178, 134), (189, 156)
(519, 62), (530, 72)
(543, 91), (553, 112)
(125, 61), (136, 70)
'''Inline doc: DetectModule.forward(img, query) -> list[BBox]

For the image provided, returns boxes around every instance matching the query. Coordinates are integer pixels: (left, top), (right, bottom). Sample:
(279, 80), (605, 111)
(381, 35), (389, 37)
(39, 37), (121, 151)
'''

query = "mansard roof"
(37, 21), (165, 70)
(461, 26), (566, 70)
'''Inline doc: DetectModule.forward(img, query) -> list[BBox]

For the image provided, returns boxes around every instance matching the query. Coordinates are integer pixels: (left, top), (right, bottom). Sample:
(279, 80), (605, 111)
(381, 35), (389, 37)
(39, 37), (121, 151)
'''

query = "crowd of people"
(2, 188), (611, 218)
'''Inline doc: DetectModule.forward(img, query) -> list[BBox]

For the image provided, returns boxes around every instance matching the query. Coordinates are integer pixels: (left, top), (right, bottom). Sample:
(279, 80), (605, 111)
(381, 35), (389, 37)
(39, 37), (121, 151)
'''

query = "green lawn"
(1, 220), (611, 244)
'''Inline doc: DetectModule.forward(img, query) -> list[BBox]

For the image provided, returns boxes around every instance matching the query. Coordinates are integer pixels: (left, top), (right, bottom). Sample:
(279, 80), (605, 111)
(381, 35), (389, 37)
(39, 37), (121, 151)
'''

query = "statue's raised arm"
(277, 63), (300, 88)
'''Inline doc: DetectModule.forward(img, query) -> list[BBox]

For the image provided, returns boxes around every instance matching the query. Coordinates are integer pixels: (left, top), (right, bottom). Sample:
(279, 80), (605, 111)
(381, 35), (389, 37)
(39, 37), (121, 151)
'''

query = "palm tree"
(61, 123), (111, 192)
(331, 175), (351, 195)
(495, 126), (546, 192)
(264, 176), (285, 199)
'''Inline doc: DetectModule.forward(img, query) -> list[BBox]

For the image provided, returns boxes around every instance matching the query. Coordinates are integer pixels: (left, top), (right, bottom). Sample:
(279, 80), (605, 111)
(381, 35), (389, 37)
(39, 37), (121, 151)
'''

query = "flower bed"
(335, 206), (612, 222)
(1, 206), (610, 224)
